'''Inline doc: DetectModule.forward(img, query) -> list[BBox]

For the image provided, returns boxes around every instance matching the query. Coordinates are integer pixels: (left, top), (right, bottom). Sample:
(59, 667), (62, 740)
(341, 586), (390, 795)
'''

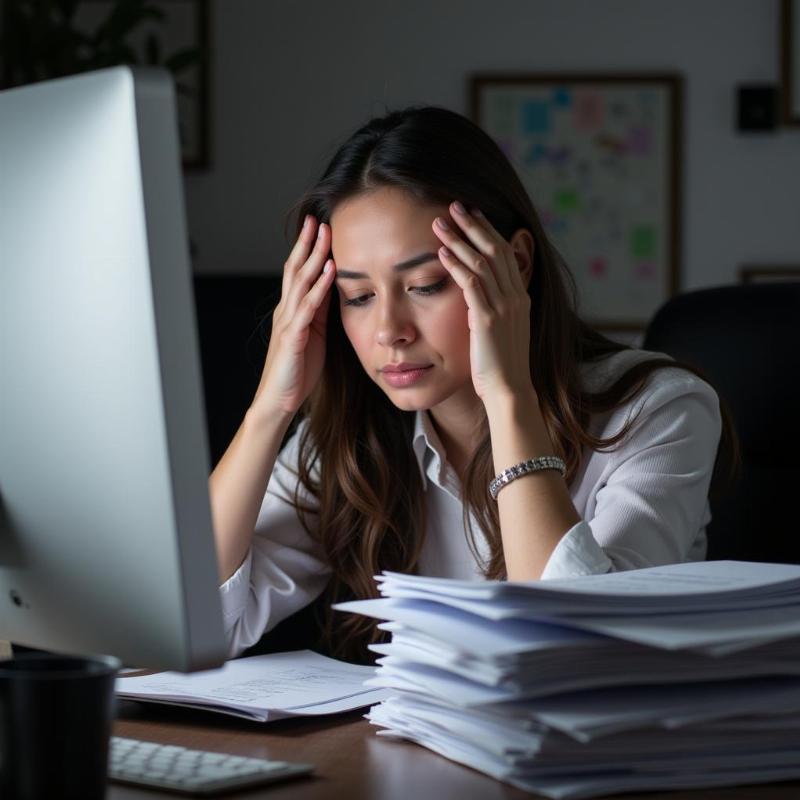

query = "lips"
(380, 365), (434, 388)
(381, 362), (432, 373)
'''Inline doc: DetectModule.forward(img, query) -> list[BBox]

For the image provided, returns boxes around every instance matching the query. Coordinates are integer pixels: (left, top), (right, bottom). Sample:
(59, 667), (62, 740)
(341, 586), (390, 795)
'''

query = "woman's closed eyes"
(342, 277), (449, 307)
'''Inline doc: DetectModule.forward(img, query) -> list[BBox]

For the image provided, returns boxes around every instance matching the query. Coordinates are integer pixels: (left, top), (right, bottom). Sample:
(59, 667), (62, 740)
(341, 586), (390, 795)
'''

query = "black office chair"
(192, 275), (281, 468)
(642, 282), (800, 563)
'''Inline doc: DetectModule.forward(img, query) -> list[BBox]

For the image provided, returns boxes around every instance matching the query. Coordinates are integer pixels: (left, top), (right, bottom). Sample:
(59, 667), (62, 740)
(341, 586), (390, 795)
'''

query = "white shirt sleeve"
(540, 371), (722, 580)
(218, 417), (331, 659)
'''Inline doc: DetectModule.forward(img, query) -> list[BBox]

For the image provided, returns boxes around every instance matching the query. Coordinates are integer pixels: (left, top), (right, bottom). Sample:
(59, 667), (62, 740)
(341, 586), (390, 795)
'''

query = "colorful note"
(521, 100), (551, 134)
(595, 133), (627, 156)
(634, 262), (658, 280)
(553, 87), (572, 107)
(631, 225), (657, 259)
(574, 90), (605, 130)
(549, 146), (572, 167)
(627, 126), (653, 156)
(554, 189), (580, 214)
(589, 257), (608, 279)
(523, 142), (548, 166)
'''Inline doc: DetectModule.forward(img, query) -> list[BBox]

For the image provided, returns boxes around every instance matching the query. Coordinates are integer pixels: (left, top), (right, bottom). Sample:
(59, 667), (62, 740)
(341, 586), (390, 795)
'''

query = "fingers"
(433, 214), (504, 309)
(283, 215), (315, 285)
(292, 257), (336, 334)
(470, 208), (529, 294)
(437, 246), (492, 326)
(284, 217), (333, 313)
(282, 215), (325, 293)
(449, 203), (518, 296)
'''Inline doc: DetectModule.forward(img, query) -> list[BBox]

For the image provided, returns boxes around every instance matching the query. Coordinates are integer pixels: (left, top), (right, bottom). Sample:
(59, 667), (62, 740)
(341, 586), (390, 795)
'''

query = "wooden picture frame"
(70, 0), (211, 170)
(782, 0), (800, 126)
(470, 73), (682, 330)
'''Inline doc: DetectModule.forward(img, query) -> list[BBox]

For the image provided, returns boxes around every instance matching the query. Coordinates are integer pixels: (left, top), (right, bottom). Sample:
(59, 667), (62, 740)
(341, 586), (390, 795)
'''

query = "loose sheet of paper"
(116, 649), (381, 715)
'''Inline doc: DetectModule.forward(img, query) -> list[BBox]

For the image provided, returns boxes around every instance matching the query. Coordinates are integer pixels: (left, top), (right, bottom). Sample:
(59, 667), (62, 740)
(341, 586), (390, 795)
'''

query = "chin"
(383, 392), (429, 413)
(381, 385), (454, 413)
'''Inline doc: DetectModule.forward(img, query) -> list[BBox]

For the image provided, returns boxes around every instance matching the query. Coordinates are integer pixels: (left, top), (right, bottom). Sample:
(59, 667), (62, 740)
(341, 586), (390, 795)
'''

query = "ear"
(510, 228), (535, 290)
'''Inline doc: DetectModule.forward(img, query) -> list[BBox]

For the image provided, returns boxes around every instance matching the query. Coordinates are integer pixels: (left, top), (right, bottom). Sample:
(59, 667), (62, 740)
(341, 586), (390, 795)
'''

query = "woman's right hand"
(251, 215), (337, 417)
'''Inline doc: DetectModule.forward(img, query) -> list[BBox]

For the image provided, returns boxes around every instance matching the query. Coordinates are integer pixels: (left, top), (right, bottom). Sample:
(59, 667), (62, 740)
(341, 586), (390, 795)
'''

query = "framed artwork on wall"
(782, 0), (800, 125)
(0, 0), (210, 171)
(72, 0), (211, 170)
(470, 73), (683, 330)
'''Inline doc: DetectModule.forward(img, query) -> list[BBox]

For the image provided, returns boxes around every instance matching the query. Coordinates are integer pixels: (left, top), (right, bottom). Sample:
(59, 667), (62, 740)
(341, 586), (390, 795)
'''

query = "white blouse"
(219, 349), (722, 659)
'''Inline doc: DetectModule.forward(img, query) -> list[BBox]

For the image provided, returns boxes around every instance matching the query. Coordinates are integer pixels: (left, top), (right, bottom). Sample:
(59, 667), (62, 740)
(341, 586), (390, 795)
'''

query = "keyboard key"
(109, 736), (314, 796)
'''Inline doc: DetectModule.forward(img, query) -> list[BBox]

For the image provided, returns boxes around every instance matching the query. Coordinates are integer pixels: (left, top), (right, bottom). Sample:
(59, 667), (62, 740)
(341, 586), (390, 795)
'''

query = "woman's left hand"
(432, 201), (535, 404)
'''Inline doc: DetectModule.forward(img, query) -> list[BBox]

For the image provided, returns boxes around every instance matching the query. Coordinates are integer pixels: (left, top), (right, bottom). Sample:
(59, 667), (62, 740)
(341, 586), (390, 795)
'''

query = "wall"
(184, 0), (799, 299)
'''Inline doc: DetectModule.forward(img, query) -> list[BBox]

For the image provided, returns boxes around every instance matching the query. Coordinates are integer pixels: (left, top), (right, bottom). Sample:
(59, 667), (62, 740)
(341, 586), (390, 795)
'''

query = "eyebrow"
(334, 252), (439, 280)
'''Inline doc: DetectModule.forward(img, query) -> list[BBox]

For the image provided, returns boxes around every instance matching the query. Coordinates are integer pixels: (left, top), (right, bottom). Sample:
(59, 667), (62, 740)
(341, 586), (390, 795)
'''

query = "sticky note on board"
(553, 87), (572, 107)
(574, 90), (605, 130)
(589, 257), (608, 279)
(521, 100), (551, 134)
(523, 143), (548, 165)
(595, 133), (627, 155)
(550, 146), (572, 167)
(634, 261), (658, 280)
(554, 189), (580, 214)
(627, 126), (653, 155)
(631, 225), (657, 259)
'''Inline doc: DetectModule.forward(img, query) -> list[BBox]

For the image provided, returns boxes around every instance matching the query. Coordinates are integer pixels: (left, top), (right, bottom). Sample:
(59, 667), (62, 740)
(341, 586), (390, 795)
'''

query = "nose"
(375, 299), (416, 348)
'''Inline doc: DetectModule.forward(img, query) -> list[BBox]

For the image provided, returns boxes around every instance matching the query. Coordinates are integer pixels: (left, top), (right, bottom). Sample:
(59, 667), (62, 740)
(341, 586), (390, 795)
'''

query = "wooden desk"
(112, 700), (800, 800)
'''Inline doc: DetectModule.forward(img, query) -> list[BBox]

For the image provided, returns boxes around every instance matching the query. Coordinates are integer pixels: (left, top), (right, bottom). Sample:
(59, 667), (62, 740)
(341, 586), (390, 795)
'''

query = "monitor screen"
(0, 66), (227, 671)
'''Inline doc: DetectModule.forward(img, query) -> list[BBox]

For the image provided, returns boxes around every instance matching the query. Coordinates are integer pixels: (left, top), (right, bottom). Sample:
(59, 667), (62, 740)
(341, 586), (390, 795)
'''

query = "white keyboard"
(109, 736), (314, 795)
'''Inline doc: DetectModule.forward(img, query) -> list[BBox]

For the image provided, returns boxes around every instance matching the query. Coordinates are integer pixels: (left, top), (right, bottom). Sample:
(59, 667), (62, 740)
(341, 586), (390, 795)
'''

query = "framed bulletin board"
(471, 74), (683, 330)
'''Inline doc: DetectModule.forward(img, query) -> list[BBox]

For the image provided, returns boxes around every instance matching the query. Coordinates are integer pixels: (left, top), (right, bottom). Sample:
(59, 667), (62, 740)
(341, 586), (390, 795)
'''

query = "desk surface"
(112, 700), (800, 800)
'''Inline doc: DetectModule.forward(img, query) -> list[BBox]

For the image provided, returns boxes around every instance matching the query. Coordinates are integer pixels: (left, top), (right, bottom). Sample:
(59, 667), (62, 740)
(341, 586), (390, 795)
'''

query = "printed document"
(116, 649), (387, 722)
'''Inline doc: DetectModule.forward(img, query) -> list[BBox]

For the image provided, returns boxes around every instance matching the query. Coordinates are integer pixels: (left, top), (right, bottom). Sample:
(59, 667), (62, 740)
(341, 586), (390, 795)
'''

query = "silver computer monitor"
(0, 66), (227, 671)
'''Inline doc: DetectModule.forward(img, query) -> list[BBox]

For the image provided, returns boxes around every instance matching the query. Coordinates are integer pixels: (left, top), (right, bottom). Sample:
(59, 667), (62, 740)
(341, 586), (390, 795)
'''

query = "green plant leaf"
(92, 1), (165, 47)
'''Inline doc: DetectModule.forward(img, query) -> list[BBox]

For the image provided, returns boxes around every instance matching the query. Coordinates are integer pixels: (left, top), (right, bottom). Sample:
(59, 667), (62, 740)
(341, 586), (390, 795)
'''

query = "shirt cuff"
(218, 547), (253, 623)
(539, 519), (614, 580)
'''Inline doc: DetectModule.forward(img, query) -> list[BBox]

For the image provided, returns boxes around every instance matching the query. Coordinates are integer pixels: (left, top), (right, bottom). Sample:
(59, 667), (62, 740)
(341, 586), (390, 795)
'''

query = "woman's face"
(330, 187), (473, 412)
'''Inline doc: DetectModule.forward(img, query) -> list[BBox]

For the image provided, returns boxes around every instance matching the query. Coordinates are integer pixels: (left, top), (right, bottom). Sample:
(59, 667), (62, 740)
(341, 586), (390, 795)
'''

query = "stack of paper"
(116, 650), (390, 722)
(335, 561), (800, 798)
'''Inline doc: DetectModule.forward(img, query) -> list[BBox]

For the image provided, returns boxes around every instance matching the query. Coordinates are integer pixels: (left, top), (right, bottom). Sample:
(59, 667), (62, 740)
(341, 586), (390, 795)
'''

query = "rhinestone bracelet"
(488, 455), (567, 500)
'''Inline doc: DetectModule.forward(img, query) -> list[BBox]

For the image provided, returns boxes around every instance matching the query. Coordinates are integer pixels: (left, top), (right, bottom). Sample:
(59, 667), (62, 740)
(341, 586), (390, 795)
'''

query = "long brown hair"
(278, 106), (739, 662)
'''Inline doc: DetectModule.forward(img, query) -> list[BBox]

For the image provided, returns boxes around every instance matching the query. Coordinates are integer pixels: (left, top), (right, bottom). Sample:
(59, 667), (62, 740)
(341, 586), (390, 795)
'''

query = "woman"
(209, 106), (738, 663)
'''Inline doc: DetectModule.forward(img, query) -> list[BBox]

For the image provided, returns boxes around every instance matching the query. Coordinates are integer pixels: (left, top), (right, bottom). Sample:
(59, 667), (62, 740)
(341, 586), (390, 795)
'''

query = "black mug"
(0, 652), (121, 800)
